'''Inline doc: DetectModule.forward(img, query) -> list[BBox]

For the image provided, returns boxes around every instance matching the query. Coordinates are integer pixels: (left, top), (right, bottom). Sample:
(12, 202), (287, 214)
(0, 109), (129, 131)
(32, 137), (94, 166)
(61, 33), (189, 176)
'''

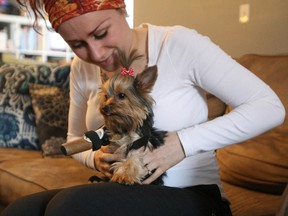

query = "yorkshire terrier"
(94, 50), (167, 185)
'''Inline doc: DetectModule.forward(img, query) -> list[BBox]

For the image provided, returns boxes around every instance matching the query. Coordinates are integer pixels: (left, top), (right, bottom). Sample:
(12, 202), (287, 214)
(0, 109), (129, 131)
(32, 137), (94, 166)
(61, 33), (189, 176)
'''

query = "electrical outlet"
(239, 3), (250, 23)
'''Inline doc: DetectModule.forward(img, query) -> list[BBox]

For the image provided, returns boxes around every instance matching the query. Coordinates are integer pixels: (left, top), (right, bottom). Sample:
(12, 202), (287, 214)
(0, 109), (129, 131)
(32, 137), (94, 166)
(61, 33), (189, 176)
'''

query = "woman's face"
(58, 9), (132, 72)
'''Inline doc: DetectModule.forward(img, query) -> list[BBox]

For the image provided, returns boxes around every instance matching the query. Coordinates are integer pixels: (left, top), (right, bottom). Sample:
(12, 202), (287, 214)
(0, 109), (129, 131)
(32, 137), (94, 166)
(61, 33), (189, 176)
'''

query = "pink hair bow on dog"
(121, 67), (134, 76)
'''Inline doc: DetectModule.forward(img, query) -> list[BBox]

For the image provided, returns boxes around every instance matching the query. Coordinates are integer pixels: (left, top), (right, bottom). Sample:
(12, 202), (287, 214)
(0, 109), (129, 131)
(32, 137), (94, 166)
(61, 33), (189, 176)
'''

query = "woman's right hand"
(94, 145), (121, 178)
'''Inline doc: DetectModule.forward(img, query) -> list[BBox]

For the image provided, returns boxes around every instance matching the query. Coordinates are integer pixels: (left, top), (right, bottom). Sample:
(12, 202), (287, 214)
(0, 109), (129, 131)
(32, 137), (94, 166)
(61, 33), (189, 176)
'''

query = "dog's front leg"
(110, 148), (147, 185)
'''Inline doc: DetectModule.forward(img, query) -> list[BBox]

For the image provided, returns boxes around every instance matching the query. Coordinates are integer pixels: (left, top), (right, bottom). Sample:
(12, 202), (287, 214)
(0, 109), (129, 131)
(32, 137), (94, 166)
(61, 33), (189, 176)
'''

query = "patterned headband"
(44, 0), (126, 31)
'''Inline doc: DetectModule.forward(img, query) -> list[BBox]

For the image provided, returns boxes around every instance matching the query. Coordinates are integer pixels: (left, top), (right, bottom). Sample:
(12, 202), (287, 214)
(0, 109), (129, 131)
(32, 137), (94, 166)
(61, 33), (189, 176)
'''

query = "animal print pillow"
(29, 83), (70, 156)
(41, 136), (67, 157)
(0, 63), (70, 150)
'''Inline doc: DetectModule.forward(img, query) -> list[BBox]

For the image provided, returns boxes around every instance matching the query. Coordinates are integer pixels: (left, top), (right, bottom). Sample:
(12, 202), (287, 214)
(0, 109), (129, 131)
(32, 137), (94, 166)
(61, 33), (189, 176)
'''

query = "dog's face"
(99, 66), (158, 135)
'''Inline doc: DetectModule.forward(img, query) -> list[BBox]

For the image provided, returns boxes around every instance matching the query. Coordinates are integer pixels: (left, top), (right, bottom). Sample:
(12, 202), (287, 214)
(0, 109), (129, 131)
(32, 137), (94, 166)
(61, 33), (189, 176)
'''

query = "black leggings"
(1, 183), (232, 216)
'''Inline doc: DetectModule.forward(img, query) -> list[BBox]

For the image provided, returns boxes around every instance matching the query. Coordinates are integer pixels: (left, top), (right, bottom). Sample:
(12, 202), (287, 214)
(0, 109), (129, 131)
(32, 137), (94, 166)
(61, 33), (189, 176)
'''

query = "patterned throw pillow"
(0, 63), (70, 150)
(29, 83), (69, 156)
(41, 137), (68, 157)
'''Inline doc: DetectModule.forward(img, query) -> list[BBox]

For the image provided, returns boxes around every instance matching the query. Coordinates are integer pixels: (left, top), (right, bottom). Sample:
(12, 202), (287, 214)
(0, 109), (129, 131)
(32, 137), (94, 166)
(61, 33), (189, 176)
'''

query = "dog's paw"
(111, 172), (140, 185)
(110, 161), (142, 185)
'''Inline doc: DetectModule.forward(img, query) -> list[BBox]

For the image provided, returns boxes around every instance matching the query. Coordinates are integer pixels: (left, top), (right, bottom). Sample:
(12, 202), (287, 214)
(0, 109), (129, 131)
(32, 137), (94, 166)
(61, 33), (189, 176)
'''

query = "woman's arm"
(143, 26), (285, 183)
(178, 38), (285, 157)
(159, 26), (285, 156)
(67, 57), (99, 169)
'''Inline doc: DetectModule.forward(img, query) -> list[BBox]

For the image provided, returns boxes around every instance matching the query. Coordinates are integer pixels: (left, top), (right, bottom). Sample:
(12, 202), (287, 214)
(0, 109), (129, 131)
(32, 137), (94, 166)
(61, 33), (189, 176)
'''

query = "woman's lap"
(1, 183), (231, 216)
(1, 189), (61, 216)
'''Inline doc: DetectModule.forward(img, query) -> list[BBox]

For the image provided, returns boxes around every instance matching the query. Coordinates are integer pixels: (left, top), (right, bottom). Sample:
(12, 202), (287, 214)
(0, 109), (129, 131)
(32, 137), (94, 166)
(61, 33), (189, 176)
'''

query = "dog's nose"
(101, 105), (111, 115)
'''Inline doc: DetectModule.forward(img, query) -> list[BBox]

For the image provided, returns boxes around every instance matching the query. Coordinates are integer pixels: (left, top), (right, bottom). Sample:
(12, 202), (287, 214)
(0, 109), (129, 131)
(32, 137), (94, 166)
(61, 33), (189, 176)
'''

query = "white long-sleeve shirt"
(67, 24), (285, 195)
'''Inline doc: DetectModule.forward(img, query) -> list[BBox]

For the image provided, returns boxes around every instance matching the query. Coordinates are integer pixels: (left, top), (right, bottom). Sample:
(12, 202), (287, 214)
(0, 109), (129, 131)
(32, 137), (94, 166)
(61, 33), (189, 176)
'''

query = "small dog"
(95, 51), (167, 185)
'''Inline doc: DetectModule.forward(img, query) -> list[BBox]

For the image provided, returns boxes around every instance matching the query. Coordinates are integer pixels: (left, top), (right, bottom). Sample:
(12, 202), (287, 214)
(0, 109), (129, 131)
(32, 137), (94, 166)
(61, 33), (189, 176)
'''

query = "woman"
(2, 0), (285, 215)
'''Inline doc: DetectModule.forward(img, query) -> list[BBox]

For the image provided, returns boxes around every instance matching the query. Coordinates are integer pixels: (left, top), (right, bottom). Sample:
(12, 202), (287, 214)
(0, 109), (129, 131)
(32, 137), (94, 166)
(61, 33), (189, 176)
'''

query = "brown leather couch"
(0, 54), (287, 215)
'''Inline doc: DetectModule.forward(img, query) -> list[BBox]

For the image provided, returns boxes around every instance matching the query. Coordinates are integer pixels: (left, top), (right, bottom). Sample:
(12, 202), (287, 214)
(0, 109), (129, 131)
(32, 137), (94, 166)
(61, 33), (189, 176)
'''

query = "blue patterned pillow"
(0, 63), (70, 150)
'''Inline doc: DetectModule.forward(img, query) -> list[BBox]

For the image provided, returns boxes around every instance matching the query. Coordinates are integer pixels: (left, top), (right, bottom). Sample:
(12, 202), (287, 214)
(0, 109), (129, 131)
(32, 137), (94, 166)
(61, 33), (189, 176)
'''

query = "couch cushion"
(217, 54), (288, 195)
(0, 147), (42, 162)
(0, 152), (97, 205)
(0, 63), (70, 150)
(218, 126), (288, 195)
(29, 84), (69, 157)
(222, 182), (282, 216)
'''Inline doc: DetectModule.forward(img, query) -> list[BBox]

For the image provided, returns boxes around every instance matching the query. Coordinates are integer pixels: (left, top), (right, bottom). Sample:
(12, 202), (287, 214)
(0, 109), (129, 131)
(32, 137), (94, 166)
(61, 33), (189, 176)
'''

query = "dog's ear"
(134, 65), (158, 93)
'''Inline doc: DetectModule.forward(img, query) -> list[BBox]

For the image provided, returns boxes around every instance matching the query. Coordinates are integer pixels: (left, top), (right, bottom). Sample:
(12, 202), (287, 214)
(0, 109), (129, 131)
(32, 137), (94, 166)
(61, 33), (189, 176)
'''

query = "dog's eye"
(117, 93), (126, 100)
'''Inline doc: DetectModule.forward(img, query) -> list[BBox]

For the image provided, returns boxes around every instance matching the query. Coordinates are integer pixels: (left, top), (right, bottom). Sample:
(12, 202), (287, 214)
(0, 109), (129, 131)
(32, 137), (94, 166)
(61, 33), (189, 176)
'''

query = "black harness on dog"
(84, 129), (150, 152)
(84, 128), (109, 151)
(84, 114), (165, 153)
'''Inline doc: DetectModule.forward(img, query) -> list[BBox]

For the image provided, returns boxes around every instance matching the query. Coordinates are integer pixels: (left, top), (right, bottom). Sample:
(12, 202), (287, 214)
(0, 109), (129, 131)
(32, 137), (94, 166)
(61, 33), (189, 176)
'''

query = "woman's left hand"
(142, 131), (185, 184)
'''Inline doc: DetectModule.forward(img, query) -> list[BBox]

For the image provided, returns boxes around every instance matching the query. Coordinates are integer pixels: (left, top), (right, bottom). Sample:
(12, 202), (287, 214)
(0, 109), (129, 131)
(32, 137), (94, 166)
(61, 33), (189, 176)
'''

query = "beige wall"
(134, 0), (288, 57)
